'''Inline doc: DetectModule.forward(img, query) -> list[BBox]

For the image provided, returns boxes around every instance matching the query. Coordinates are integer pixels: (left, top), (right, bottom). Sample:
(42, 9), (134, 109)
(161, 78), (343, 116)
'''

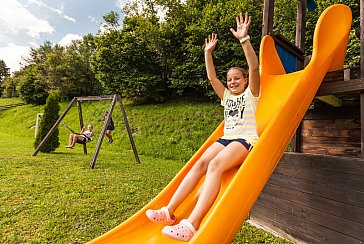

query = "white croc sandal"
(162, 219), (196, 242)
(146, 206), (176, 225)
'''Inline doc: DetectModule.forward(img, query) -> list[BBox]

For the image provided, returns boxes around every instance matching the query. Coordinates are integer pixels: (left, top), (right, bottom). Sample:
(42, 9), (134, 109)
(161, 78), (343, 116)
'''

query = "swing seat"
(76, 137), (88, 145)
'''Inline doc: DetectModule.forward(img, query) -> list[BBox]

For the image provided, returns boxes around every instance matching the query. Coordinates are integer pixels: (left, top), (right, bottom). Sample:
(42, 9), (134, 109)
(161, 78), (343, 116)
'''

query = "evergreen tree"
(34, 90), (61, 152)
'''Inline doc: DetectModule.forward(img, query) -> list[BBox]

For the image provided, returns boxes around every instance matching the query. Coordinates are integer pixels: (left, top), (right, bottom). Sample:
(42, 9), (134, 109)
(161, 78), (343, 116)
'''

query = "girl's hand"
(230, 12), (251, 41)
(204, 33), (218, 53)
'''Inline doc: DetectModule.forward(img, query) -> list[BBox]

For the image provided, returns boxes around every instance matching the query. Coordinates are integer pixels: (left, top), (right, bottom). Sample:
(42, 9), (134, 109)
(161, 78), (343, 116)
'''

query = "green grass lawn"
(0, 97), (23, 106)
(0, 98), (291, 243)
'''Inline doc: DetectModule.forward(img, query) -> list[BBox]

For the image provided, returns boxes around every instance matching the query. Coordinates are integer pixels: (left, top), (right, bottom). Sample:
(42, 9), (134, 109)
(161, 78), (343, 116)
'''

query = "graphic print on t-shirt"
(224, 94), (245, 130)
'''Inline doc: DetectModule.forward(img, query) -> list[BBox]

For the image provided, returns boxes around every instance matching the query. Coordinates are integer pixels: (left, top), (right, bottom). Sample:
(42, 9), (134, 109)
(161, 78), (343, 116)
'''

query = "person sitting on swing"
(66, 124), (94, 149)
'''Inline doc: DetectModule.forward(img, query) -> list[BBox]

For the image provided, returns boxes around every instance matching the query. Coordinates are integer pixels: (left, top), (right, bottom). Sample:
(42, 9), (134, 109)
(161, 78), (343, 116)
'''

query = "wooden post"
(290, 0), (307, 153)
(89, 96), (116, 169)
(35, 113), (42, 138)
(77, 101), (87, 155)
(296, 0), (306, 66)
(262, 0), (275, 37)
(361, 0), (364, 159)
(32, 98), (77, 156)
(116, 94), (140, 164)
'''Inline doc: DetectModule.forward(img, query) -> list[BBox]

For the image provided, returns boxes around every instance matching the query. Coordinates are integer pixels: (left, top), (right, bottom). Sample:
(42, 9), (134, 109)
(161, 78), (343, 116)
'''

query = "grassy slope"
(0, 98), (290, 243)
(0, 98), (23, 106)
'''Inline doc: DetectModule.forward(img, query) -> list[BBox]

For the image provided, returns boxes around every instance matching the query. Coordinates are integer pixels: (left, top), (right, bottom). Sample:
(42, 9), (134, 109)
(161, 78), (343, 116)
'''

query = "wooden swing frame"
(32, 94), (140, 168)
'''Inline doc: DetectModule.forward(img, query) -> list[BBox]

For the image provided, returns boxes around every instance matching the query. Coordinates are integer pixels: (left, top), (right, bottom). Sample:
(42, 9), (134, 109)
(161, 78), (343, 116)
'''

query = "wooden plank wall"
(300, 105), (361, 158)
(250, 153), (364, 244)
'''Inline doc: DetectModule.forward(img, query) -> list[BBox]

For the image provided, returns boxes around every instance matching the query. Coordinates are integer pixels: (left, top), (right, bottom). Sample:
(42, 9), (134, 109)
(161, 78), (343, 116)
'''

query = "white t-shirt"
(221, 86), (259, 146)
(82, 131), (94, 142)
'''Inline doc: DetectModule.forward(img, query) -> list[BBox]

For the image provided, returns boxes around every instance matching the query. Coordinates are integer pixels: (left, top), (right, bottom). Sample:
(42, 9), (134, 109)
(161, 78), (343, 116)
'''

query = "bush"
(34, 90), (61, 152)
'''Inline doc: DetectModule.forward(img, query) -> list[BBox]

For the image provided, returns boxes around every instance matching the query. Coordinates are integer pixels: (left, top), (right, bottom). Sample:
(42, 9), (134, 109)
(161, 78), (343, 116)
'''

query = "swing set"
(32, 94), (140, 168)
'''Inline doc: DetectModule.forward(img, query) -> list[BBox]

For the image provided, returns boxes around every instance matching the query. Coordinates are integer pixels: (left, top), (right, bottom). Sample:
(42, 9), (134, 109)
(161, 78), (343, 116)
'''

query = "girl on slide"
(146, 12), (260, 242)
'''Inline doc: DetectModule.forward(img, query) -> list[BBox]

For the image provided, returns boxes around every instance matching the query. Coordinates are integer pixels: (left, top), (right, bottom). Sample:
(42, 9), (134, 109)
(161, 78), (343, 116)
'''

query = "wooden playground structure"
(249, 1), (364, 243)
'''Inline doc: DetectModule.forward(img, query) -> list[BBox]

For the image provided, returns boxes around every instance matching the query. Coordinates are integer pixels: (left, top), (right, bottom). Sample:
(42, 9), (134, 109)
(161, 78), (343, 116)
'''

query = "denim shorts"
(216, 138), (253, 151)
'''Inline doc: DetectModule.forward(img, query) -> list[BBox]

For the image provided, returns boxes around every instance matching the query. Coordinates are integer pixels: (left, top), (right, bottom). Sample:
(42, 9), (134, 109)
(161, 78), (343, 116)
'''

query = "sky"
(0, 0), (129, 73)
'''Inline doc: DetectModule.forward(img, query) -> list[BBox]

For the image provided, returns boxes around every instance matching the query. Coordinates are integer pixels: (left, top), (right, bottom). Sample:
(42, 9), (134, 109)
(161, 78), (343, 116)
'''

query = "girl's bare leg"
(66, 134), (75, 147)
(105, 130), (113, 140)
(166, 142), (225, 215)
(187, 142), (249, 229)
(69, 134), (80, 147)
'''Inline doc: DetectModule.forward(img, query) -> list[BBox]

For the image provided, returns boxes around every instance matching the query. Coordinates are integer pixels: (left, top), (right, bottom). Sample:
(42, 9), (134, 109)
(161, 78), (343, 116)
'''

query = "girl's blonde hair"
(227, 67), (248, 78)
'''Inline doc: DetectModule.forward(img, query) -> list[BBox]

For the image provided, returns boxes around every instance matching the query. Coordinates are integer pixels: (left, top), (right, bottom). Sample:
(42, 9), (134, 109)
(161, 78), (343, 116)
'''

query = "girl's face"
(87, 125), (93, 131)
(227, 68), (248, 95)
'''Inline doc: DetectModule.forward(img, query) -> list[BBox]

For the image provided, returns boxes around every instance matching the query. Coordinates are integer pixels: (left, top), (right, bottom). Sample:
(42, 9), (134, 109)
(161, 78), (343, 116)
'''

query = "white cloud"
(0, 0), (54, 39)
(63, 15), (76, 22)
(88, 16), (100, 24)
(28, 0), (76, 22)
(58, 34), (83, 46)
(0, 43), (31, 73)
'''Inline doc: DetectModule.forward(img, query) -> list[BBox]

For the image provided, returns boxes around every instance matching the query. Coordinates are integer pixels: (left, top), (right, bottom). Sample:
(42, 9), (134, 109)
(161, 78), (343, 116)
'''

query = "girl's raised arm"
(204, 33), (225, 99)
(230, 12), (260, 97)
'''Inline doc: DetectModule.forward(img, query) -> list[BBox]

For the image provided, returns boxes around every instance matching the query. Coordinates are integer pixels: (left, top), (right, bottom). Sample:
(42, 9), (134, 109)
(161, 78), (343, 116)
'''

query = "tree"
(34, 90), (61, 152)
(18, 68), (48, 104)
(102, 11), (120, 30)
(0, 59), (10, 97)
(60, 35), (103, 99)
(19, 38), (102, 101)
(91, 0), (263, 102)
(8, 0), (360, 104)
(92, 14), (166, 103)
(1, 76), (19, 98)
(0, 59), (10, 82)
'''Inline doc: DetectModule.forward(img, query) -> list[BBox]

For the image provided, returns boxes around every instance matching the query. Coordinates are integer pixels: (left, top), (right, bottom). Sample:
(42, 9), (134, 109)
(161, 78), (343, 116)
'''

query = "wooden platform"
(299, 67), (362, 158)
(317, 67), (364, 96)
(301, 104), (361, 157)
(257, 1), (364, 243)
(250, 152), (364, 243)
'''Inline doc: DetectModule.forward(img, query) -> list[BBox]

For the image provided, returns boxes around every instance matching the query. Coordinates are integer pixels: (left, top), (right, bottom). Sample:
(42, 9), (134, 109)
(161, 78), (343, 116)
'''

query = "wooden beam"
(361, 93), (364, 159)
(290, 126), (301, 153)
(77, 101), (87, 155)
(76, 95), (114, 101)
(89, 94), (141, 168)
(361, 0), (364, 159)
(289, 0), (307, 153)
(296, 0), (307, 51)
(116, 94), (140, 164)
(317, 77), (364, 95)
(32, 97), (77, 156)
(262, 0), (274, 36)
(89, 95), (116, 169)
(361, 0), (364, 77)
(296, 0), (306, 71)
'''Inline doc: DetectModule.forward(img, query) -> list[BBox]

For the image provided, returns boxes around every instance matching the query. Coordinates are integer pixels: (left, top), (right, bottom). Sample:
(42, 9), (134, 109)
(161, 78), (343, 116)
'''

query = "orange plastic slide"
(89, 4), (351, 243)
